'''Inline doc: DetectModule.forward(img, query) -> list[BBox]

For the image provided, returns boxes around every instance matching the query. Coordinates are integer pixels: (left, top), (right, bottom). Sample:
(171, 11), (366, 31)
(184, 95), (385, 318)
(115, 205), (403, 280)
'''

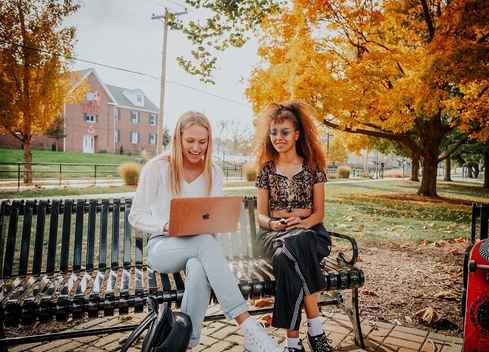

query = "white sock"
(239, 316), (257, 334)
(286, 337), (302, 349)
(307, 317), (323, 337)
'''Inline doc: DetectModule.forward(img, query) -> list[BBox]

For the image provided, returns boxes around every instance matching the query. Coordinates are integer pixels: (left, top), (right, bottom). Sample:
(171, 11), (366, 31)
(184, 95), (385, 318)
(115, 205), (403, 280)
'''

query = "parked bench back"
(0, 198), (135, 277)
(470, 202), (488, 243)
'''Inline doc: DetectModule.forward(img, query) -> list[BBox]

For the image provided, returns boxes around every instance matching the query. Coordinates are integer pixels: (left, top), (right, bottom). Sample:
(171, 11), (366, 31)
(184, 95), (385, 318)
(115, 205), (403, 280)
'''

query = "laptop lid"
(168, 196), (243, 236)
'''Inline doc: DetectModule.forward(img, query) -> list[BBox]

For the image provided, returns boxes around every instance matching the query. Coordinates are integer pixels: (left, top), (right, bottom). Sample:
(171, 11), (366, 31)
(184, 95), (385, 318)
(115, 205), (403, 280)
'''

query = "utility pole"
(152, 8), (187, 155)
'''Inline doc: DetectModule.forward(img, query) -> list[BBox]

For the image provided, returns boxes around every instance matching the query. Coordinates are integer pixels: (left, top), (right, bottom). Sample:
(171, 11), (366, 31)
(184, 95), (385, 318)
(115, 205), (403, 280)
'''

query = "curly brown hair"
(253, 99), (327, 170)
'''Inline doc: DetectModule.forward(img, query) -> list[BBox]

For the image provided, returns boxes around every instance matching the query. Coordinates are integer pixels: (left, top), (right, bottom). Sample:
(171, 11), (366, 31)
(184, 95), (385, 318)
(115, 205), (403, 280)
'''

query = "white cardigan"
(128, 157), (224, 235)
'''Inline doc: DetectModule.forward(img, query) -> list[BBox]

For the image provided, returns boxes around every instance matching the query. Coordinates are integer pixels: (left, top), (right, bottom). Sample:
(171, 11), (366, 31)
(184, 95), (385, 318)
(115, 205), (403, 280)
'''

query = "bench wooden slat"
(111, 199), (121, 267)
(99, 199), (109, 269)
(86, 199), (97, 271)
(18, 200), (34, 277)
(46, 199), (59, 275)
(32, 200), (47, 275)
(3, 200), (21, 278)
(60, 199), (72, 273)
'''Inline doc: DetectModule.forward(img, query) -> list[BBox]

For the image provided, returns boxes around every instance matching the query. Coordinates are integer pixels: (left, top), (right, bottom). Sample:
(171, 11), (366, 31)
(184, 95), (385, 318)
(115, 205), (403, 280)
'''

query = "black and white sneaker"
(307, 332), (333, 352)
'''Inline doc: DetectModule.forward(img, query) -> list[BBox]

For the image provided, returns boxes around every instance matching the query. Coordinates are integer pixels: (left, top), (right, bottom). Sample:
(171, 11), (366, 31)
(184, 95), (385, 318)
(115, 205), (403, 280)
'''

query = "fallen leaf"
(362, 288), (378, 296)
(259, 314), (273, 327)
(414, 306), (440, 326)
(434, 290), (460, 300)
(448, 248), (459, 255)
(249, 298), (274, 308)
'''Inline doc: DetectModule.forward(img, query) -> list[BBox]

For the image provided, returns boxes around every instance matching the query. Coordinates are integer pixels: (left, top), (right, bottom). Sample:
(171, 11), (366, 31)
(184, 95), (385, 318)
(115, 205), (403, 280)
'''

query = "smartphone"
(280, 220), (287, 225)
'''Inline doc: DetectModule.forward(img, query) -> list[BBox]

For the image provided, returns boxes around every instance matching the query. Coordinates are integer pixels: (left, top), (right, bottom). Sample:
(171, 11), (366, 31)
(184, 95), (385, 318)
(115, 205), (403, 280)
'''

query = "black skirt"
(256, 222), (332, 331)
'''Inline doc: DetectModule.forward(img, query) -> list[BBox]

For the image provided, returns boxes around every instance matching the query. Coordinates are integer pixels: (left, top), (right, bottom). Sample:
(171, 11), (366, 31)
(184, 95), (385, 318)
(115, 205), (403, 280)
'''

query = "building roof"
(76, 68), (159, 113)
(106, 84), (159, 113)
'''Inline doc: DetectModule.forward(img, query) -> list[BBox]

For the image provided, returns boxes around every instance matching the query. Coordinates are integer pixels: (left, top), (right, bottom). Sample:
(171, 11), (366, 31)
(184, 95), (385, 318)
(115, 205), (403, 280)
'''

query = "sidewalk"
(7, 303), (463, 352)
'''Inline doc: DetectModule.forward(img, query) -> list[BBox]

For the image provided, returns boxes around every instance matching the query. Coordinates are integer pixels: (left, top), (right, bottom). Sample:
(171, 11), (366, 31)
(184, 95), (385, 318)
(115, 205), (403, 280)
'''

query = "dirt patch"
(351, 240), (467, 338)
(381, 193), (475, 206)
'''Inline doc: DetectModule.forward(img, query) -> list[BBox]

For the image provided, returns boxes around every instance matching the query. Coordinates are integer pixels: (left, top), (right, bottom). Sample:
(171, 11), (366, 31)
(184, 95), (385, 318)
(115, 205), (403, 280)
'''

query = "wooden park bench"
(0, 197), (365, 348)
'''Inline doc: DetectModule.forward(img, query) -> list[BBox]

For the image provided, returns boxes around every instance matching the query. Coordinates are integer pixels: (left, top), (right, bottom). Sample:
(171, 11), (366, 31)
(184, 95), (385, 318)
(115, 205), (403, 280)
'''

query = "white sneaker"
(243, 322), (285, 352)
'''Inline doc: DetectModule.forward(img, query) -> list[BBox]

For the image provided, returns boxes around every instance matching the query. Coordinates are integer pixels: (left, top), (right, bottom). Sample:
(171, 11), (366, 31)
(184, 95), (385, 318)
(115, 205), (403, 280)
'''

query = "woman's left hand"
(284, 217), (305, 230)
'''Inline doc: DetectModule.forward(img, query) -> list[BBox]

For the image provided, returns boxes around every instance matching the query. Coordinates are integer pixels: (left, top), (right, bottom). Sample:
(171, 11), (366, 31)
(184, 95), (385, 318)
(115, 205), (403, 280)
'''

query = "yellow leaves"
(434, 290), (460, 301)
(249, 298), (274, 308)
(413, 306), (440, 326)
(362, 287), (378, 296)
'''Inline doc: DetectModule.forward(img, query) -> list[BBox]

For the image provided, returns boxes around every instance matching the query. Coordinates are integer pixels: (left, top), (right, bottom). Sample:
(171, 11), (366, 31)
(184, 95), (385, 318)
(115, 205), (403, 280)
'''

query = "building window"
(114, 108), (120, 120)
(86, 92), (94, 101)
(130, 132), (140, 144)
(84, 113), (98, 123)
(149, 114), (157, 125)
(131, 111), (140, 123)
(137, 95), (142, 104)
(115, 130), (121, 142)
(149, 133), (157, 145)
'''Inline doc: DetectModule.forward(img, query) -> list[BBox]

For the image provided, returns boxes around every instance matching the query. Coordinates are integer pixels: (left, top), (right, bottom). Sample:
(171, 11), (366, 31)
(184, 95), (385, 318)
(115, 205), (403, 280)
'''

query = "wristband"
(267, 218), (273, 230)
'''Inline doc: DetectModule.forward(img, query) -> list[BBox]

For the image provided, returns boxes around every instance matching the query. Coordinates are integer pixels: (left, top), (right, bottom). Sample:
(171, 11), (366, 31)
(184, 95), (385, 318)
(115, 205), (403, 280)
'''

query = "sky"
(65, 0), (259, 133)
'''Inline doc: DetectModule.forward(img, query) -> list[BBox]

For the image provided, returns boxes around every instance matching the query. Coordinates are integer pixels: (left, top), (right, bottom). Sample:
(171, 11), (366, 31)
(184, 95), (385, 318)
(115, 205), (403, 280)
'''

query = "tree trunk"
(23, 140), (33, 184)
(484, 151), (489, 189)
(443, 157), (452, 181)
(411, 155), (420, 182)
(417, 153), (439, 197)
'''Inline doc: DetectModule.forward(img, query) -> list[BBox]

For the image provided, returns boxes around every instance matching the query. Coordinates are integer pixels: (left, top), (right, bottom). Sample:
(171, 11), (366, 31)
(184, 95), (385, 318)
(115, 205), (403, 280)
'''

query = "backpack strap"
(120, 297), (159, 352)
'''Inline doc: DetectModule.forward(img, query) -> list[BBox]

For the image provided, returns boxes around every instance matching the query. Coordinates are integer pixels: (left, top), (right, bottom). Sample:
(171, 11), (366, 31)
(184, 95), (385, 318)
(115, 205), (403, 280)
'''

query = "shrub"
(383, 169), (403, 178)
(359, 172), (373, 178)
(337, 166), (351, 179)
(118, 162), (141, 186)
(99, 149), (107, 154)
(243, 162), (257, 182)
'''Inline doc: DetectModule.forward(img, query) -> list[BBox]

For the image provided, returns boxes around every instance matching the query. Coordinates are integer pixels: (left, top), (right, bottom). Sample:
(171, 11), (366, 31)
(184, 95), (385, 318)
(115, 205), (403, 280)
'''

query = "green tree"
(45, 115), (66, 151)
(162, 125), (171, 151)
(0, 0), (87, 184)
(167, 0), (281, 83)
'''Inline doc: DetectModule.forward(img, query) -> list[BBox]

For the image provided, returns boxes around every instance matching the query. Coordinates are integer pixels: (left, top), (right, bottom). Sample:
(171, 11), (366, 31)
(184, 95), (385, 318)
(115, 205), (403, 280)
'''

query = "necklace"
(183, 167), (203, 183)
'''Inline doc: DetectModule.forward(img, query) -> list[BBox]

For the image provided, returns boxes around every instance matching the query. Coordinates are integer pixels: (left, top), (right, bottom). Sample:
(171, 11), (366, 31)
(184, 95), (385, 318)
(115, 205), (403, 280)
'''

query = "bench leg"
(331, 289), (365, 349)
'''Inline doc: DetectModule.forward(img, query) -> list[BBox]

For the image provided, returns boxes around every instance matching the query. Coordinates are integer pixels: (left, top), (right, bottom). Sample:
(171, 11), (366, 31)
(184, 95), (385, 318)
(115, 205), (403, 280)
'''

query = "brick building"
(0, 68), (159, 155)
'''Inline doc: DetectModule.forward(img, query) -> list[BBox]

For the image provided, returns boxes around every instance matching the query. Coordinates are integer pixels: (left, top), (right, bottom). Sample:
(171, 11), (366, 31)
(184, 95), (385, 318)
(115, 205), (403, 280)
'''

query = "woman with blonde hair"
(253, 100), (333, 352)
(129, 110), (284, 352)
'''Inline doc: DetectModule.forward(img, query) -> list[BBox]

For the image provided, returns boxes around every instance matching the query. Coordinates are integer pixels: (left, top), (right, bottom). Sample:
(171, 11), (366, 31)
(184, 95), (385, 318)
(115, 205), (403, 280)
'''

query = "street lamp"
(152, 8), (187, 155)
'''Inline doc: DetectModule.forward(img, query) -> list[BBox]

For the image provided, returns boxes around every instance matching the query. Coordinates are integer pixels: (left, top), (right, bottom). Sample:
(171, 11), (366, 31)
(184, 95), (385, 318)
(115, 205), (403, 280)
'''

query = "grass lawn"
(0, 148), (140, 164)
(224, 179), (488, 246)
(1, 153), (487, 246)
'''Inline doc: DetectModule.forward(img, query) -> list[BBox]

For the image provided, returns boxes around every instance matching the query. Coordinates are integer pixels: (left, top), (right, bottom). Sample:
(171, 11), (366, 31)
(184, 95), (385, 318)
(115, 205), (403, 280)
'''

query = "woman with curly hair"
(253, 100), (333, 352)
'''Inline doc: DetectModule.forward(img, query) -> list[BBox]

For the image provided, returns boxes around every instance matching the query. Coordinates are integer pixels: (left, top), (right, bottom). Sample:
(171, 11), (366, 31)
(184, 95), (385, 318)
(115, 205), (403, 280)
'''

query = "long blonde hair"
(160, 111), (214, 197)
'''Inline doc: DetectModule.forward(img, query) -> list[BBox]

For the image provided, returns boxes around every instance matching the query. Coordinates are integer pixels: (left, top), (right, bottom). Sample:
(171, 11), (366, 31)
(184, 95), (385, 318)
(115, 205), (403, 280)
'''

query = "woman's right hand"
(271, 219), (288, 231)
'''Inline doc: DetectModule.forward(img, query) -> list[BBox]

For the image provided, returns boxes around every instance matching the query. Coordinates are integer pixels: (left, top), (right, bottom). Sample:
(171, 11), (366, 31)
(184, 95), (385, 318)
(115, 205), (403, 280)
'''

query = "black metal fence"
(0, 162), (247, 189)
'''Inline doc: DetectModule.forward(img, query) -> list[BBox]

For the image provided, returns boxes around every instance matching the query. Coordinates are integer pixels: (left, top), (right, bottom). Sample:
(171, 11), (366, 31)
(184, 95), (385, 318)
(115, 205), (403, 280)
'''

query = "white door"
(83, 135), (94, 153)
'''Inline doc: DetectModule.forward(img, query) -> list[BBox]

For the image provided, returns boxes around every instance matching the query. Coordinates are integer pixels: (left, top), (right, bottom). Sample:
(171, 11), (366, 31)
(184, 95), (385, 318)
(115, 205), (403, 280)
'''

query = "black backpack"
(121, 296), (193, 352)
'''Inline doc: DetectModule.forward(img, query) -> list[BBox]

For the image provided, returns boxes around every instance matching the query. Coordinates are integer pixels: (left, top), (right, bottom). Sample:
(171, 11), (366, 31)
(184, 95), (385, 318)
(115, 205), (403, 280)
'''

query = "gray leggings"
(146, 234), (249, 347)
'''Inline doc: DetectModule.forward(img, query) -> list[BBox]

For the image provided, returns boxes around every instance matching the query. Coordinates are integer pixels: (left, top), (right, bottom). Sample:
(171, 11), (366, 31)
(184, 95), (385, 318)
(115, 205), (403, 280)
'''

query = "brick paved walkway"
(7, 303), (463, 352)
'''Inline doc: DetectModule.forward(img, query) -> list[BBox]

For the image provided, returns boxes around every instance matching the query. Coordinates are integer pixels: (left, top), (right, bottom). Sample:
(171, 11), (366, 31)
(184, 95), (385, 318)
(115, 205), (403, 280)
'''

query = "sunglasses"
(269, 128), (297, 138)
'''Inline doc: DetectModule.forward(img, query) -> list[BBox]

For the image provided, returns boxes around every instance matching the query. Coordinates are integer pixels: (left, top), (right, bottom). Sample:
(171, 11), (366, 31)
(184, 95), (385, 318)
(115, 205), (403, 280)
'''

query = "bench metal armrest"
(329, 231), (359, 266)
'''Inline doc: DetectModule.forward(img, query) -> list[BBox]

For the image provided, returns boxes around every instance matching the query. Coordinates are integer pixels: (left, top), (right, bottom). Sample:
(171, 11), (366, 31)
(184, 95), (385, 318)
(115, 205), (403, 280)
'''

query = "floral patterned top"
(255, 160), (327, 212)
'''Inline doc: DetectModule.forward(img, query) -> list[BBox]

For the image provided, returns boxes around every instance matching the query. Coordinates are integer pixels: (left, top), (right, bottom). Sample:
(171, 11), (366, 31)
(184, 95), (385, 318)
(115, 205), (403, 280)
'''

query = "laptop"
(168, 196), (243, 236)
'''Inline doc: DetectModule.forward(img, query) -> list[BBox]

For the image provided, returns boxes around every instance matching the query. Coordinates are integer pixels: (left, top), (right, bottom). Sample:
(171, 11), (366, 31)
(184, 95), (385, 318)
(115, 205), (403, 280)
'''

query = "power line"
(0, 38), (251, 107)
(167, 81), (251, 107)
